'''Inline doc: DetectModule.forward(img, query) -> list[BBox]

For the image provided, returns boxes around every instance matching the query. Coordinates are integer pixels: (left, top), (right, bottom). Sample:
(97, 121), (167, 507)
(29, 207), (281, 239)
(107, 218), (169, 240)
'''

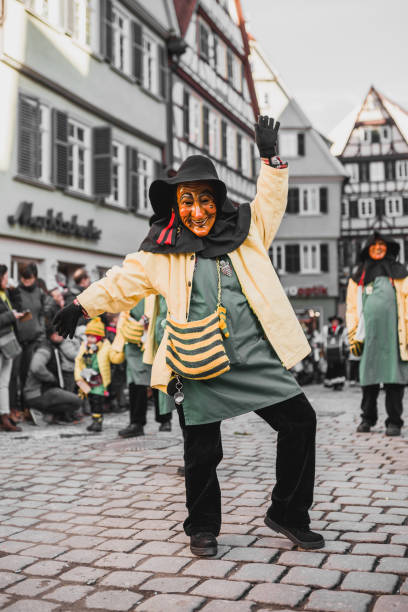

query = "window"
(221, 120), (227, 162)
(300, 187), (319, 215)
(341, 199), (349, 217)
(106, 141), (125, 207)
(385, 196), (402, 217)
(279, 132), (302, 158)
(382, 126), (391, 142)
(112, 4), (130, 74)
(358, 197), (375, 219)
(396, 160), (408, 179)
(138, 154), (153, 213)
(209, 112), (220, 158)
(370, 161), (385, 181)
(183, 90), (190, 139)
(26, 0), (61, 25)
(270, 244), (285, 273)
(226, 49), (234, 84)
(198, 20), (210, 62)
(241, 138), (251, 177)
(232, 56), (242, 92)
(360, 162), (370, 182)
(67, 119), (91, 194)
(203, 106), (210, 151)
(226, 124), (235, 167)
(345, 163), (359, 183)
(189, 96), (202, 146)
(301, 243), (319, 273)
(216, 40), (227, 78)
(236, 133), (242, 171)
(371, 129), (380, 144)
(72, 0), (95, 47)
(142, 33), (158, 94)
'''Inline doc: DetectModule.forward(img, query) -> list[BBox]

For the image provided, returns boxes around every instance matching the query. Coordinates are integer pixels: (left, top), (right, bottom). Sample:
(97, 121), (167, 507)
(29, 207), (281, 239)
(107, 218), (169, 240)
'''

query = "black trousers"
(178, 392), (316, 537)
(30, 387), (82, 417)
(128, 383), (148, 425)
(361, 384), (404, 428)
(89, 394), (104, 416)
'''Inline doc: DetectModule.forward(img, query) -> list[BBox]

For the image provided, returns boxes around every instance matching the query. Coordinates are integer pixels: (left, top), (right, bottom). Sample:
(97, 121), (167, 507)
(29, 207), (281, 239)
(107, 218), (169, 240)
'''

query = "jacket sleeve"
(74, 344), (85, 382)
(77, 251), (157, 318)
(0, 309), (15, 330)
(345, 279), (359, 342)
(250, 163), (289, 250)
(30, 347), (56, 384)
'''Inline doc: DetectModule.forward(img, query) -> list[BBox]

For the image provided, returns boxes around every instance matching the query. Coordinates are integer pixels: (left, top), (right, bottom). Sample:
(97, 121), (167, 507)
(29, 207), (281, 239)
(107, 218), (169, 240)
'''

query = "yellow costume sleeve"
(250, 164), (289, 250)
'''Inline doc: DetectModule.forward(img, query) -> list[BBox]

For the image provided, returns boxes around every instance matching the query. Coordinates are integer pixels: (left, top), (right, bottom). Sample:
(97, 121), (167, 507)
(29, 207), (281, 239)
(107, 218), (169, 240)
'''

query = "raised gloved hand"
(255, 115), (280, 158)
(53, 301), (84, 338)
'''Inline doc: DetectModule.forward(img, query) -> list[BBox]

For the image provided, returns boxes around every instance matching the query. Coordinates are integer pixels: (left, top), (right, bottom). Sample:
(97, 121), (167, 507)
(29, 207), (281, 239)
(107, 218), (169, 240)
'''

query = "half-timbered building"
(331, 86), (408, 303)
(170, 0), (259, 203)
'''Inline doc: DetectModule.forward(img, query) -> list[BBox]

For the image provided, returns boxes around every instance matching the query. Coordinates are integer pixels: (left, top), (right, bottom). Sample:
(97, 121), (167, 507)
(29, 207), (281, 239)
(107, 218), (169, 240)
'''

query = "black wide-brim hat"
(359, 231), (400, 261)
(328, 315), (344, 324)
(149, 155), (227, 217)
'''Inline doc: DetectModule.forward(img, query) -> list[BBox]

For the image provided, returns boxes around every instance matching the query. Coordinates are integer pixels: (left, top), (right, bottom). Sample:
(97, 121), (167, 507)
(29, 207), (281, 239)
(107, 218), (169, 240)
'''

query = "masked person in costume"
(54, 117), (324, 555)
(346, 233), (408, 436)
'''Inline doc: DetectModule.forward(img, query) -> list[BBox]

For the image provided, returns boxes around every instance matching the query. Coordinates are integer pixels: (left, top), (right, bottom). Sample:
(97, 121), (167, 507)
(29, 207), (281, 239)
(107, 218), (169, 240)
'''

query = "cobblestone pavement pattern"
(0, 384), (407, 611)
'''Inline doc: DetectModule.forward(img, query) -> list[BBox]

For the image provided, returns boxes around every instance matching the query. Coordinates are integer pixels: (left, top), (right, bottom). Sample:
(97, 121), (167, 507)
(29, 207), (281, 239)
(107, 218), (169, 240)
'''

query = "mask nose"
(191, 202), (205, 219)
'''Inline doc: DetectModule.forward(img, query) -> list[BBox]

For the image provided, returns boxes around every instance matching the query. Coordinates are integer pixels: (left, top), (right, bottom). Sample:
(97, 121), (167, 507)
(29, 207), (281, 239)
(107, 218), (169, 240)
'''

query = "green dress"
(125, 299), (151, 386)
(179, 256), (301, 425)
(360, 276), (408, 386)
(82, 351), (104, 396)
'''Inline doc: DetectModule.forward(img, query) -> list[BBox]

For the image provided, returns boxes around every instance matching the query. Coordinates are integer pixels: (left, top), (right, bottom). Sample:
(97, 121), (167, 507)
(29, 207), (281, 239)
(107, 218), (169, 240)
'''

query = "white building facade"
(0, 0), (178, 287)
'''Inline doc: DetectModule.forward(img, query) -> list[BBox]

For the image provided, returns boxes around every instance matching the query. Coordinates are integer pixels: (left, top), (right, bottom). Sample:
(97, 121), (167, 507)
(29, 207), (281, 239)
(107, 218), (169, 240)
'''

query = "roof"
(330, 86), (408, 157)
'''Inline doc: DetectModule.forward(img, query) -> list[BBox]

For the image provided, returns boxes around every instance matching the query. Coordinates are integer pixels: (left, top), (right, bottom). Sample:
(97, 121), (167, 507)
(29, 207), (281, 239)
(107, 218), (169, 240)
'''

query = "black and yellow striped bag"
(166, 259), (230, 381)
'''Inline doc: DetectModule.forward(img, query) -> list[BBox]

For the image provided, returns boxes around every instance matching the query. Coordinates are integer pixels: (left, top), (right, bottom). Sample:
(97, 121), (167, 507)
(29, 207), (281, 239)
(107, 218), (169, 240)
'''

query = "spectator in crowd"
(0, 265), (24, 432)
(75, 317), (124, 432)
(17, 263), (47, 391)
(322, 316), (348, 391)
(347, 232), (408, 436)
(105, 313), (127, 412)
(66, 268), (91, 328)
(24, 325), (83, 423)
(48, 286), (80, 393)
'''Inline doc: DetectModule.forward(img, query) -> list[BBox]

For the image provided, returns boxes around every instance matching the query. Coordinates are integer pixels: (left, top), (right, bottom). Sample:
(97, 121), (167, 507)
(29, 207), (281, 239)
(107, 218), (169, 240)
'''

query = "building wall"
(0, 0), (175, 288)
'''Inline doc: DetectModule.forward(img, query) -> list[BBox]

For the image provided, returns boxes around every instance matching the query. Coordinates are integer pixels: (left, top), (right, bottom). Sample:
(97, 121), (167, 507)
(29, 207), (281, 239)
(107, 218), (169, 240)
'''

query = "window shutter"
(287, 188), (299, 214)
(385, 161), (395, 181)
(375, 198), (385, 217)
(126, 147), (138, 211)
(52, 109), (69, 188)
(18, 94), (40, 179)
(250, 143), (256, 177)
(213, 36), (218, 70)
(403, 198), (408, 216)
(101, 0), (113, 62)
(236, 133), (242, 170)
(93, 126), (112, 197)
(183, 90), (190, 139)
(404, 239), (408, 264)
(320, 244), (329, 272)
(132, 21), (143, 82)
(158, 45), (167, 99)
(203, 106), (209, 151)
(221, 120), (227, 162)
(349, 200), (358, 218)
(297, 133), (305, 156)
(285, 244), (300, 273)
(319, 187), (328, 213)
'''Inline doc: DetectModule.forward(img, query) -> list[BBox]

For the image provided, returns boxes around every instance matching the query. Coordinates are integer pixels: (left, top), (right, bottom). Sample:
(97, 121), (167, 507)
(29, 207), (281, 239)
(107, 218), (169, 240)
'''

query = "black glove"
(53, 302), (83, 338)
(255, 115), (280, 158)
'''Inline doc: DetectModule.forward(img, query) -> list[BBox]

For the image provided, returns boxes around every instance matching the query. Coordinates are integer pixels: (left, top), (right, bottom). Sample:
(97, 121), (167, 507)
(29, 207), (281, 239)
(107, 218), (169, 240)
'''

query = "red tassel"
(157, 210), (176, 245)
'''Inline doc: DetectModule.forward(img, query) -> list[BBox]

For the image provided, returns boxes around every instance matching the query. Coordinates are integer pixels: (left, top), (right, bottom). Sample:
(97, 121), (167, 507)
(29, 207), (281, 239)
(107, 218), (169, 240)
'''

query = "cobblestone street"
(0, 384), (407, 611)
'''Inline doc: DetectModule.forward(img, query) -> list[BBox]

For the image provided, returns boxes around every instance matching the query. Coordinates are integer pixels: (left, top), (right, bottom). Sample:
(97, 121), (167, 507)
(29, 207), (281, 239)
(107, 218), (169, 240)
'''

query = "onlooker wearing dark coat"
(24, 328), (83, 421)
(0, 265), (24, 432)
(65, 269), (91, 328)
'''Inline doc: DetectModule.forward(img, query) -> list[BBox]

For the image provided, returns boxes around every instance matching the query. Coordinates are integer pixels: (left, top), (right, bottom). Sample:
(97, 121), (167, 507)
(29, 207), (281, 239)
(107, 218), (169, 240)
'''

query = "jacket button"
(188, 281), (191, 287)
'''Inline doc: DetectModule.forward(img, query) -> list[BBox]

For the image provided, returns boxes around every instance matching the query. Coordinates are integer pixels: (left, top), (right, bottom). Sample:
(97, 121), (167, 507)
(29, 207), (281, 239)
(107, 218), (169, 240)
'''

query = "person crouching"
(75, 317), (124, 433)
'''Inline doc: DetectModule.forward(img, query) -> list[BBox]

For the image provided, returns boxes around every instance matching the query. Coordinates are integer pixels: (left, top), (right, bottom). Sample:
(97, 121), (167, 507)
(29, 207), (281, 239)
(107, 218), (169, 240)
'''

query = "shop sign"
(8, 201), (102, 241)
(285, 285), (328, 298)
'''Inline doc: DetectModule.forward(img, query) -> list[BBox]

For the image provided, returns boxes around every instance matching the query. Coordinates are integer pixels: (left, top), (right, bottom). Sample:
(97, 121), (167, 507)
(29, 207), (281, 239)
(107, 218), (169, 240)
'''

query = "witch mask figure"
(346, 231), (408, 436)
(54, 116), (326, 556)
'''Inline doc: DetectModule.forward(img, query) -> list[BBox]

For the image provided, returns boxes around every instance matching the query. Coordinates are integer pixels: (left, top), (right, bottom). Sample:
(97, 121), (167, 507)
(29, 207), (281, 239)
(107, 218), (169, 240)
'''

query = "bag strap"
(216, 258), (222, 308)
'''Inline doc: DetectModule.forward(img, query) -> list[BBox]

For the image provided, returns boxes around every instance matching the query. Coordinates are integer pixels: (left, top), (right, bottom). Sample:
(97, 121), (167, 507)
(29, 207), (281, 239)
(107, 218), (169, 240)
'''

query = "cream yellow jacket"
(78, 164), (311, 392)
(346, 277), (408, 360)
(75, 339), (124, 389)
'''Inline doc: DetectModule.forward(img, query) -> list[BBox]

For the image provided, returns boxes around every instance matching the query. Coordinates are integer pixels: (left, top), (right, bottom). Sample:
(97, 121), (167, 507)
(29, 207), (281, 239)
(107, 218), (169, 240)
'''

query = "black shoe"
(264, 515), (325, 549)
(118, 423), (144, 438)
(87, 418), (102, 433)
(356, 421), (371, 433)
(386, 424), (401, 436)
(159, 421), (172, 432)
(190, 532), (218, 557)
